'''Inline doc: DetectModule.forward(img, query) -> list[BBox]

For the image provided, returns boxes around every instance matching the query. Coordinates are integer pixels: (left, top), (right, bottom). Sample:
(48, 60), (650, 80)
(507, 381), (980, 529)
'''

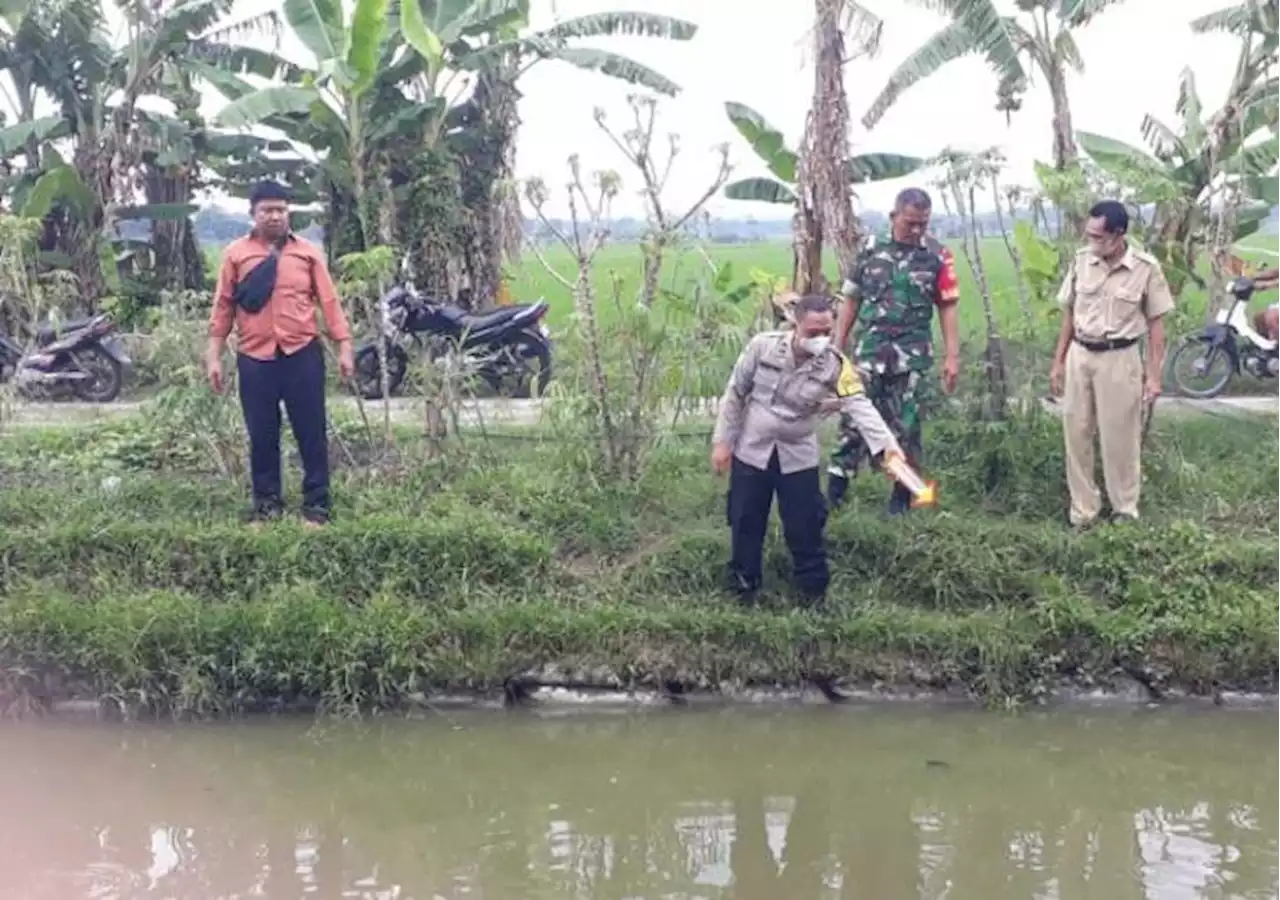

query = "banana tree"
(210, 0), (449, 261)
(721, 101), (925, 291)
(6, 0), (292, 299)
(397, 0), (698, 306)
(209, 0), (697, 303)
(801, 0), (883, 287)
(0, 0), (74, 175)
(1076, 66), (1278, 299)
(1193, 0), (1278, 40)
(863, 0), (1132, 176)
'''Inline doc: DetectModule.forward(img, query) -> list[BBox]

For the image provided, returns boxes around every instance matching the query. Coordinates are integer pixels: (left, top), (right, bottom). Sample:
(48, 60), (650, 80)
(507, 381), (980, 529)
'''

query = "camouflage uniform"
(828, 231), (960, 512)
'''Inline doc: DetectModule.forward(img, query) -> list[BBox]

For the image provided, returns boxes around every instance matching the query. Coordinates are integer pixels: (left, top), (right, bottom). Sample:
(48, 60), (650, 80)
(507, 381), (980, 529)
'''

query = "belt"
(1073, 334), (1138, 353)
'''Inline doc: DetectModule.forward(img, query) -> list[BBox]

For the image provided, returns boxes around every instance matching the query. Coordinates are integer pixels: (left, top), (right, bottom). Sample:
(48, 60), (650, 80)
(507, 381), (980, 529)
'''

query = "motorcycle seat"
(460, 305), (539, 331)
(36, 317), (99, 345)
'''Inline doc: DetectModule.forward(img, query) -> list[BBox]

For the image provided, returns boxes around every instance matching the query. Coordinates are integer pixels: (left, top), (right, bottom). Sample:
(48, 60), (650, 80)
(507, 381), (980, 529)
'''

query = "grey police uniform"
(713, 330), (901, 599)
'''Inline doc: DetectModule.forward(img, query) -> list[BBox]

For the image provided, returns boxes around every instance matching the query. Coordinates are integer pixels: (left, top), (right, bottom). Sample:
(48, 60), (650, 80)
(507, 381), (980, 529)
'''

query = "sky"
(30, 0), (1245, 220)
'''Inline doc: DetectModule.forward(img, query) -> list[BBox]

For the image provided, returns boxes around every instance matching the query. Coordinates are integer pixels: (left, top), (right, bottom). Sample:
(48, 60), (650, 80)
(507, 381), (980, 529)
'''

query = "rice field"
(508, 236), (1235, 345)
(203, 230), (1275, 348)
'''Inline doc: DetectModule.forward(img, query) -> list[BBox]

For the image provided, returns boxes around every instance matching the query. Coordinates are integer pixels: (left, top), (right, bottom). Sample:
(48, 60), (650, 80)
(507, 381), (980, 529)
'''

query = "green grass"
(0, 407), (1275, 716)
(209, 235), (1241, 343)
(512, 237), (1249, 355)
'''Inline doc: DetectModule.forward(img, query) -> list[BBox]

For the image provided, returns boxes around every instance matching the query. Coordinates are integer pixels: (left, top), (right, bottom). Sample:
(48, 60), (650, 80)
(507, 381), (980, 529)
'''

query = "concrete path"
(1, 396), (553, 429)
(3, 393), (1274, 430)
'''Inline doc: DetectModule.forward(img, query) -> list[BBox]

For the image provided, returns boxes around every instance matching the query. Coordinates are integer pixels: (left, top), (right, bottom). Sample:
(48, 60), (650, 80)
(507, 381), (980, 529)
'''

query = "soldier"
(828, 188), (961, 513)
(1049, 200), (1174, 527)
(711, 294), (902, 605)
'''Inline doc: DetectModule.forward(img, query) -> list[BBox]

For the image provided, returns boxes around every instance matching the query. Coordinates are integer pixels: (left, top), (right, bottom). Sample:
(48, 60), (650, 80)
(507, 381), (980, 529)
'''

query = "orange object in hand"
(882, 451), (939, 509)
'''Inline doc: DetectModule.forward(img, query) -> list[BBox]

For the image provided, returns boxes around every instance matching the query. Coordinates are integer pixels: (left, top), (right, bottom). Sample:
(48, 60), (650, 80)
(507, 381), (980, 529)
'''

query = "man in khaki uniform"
(711, 295), (902, 604)
(1050, 200), (1174, 527)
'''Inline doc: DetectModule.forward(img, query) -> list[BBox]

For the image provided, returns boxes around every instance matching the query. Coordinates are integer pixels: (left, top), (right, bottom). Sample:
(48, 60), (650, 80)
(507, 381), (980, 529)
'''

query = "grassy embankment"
(6, 233), (1275, 715)
(0, 398), (1276, 716)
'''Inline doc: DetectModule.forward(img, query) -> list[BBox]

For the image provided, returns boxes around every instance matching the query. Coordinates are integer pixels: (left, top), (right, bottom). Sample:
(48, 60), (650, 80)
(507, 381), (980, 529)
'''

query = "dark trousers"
(236, 339), (330, 517)
(830, 371), (925, 515)
(726, 450), (830, 600)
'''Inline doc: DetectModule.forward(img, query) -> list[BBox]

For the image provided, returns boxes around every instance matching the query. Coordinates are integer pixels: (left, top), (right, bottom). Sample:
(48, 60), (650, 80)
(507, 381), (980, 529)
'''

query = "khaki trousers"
(1062, 341), (1143, 525)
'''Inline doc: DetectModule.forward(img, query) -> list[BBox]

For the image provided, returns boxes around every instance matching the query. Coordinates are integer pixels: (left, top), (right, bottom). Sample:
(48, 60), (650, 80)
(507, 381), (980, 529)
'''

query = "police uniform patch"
(835, 353), (863, 398)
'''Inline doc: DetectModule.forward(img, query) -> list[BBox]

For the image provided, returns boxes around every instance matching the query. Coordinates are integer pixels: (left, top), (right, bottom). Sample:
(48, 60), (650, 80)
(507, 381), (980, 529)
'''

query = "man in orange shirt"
(206, 181), (355, 525)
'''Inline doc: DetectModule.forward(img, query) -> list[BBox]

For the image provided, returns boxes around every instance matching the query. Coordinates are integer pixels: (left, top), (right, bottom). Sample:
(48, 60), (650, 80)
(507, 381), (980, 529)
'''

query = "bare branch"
(522, 176), (578, 255)
(671, 143), (733, 233)
(523, 239), (576, 290)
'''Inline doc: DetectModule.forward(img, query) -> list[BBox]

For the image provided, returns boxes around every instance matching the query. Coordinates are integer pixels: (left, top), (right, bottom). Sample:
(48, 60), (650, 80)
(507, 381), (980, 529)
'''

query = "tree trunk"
(1048, 69), (1083, 236)
(399, 146), (466, 301)
(324, 183), (365, 262)
(791, 192), (824, 296)
(146, 165), (204, 292)
(792, 100), (828, 297)
(462, 58), (522, 311)
(67, 142), (110, 305)
(1048, 70), (1077, 171)
(810, 0), (861, 279)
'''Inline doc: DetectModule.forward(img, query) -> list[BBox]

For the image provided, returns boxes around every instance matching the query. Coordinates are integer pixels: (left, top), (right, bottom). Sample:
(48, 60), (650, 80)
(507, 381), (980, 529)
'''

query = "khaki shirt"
(1057, 245), (1175, 341)
(712, 331), (901, 474)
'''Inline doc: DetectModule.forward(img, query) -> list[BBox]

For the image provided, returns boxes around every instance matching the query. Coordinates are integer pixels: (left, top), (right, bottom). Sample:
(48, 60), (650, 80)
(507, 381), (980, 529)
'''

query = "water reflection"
(0, 707), (1275, 900)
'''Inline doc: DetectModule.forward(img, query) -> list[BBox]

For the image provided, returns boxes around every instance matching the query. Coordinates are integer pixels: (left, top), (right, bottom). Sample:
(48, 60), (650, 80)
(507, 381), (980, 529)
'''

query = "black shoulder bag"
(231, 245), (283, 314)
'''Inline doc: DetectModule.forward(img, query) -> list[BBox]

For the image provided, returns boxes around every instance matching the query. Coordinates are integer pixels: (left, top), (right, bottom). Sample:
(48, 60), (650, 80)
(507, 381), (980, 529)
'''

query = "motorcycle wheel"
(70, 345), (123, 403)
(354, 343), (408, 401)
(481, 330), (552, 398)
(1168, 334), (1234, 399)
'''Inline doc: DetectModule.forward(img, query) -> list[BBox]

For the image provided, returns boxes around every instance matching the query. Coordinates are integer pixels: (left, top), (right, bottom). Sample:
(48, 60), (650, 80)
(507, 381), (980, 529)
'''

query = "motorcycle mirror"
(1231, 277), (1255, 299)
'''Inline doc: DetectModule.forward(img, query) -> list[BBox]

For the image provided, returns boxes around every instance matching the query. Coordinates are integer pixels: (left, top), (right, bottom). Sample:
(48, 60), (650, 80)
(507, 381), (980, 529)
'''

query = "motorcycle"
(0, 312), (130, 402)
(353, 284), (553, 400)
(1167, 275), (1278, 398)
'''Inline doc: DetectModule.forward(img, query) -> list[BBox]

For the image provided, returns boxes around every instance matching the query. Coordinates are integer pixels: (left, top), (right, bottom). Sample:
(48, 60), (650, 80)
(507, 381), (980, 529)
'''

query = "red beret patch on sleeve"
(937, 247), (960, 305)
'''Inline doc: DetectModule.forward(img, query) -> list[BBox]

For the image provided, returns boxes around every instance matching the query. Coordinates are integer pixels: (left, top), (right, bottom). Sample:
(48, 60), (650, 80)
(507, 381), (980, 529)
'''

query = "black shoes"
(826, 472), (850, 509)
(301, 505), (330, 526)
(245, 498), (284, 525)
(244, 498), (330, 526)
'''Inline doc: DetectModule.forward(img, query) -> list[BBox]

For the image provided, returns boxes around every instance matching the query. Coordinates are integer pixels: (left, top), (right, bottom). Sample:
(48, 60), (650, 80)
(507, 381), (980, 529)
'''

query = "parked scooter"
(353, 284), (553, 400)
(1167, 275), (1278, 398)
(0, 312), (130, 402)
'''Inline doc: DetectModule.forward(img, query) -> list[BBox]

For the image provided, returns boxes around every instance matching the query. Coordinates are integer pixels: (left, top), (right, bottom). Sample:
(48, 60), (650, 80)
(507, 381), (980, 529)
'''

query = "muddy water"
(1, 706), (1275, 900)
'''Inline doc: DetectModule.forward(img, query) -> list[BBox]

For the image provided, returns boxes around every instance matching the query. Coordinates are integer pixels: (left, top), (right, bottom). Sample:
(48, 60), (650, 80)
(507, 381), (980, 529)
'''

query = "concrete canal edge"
(33, 670), (1279, 720)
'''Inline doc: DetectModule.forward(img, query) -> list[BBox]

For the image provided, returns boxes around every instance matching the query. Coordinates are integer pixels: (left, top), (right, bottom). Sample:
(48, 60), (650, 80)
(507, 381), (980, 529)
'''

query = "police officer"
(711, 294), (902, 604)
(1050, 200), (1174, 527)
(828, 187), (961, 513)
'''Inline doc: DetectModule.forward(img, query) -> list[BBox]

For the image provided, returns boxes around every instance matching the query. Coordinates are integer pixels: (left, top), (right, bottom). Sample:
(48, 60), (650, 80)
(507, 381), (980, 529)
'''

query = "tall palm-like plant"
(863, 0), (1130, 173)
(460, 6), (701, 305)
(728, 1), (889, 295)
(0, 0), (75, 176)
(721, 101), (926, 293)
(5, 0), (291, 297)
(213, 0), (696, 295)
(1193, 0), (1278, 39)
(802, 0), (879, 286)
(399, 1), (698, 304)
(1076, 65), (1277, 296)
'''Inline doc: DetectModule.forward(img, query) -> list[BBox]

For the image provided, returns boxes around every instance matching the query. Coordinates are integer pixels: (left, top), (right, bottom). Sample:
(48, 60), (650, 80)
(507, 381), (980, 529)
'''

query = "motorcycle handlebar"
(1230, 277), (1257, 299)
